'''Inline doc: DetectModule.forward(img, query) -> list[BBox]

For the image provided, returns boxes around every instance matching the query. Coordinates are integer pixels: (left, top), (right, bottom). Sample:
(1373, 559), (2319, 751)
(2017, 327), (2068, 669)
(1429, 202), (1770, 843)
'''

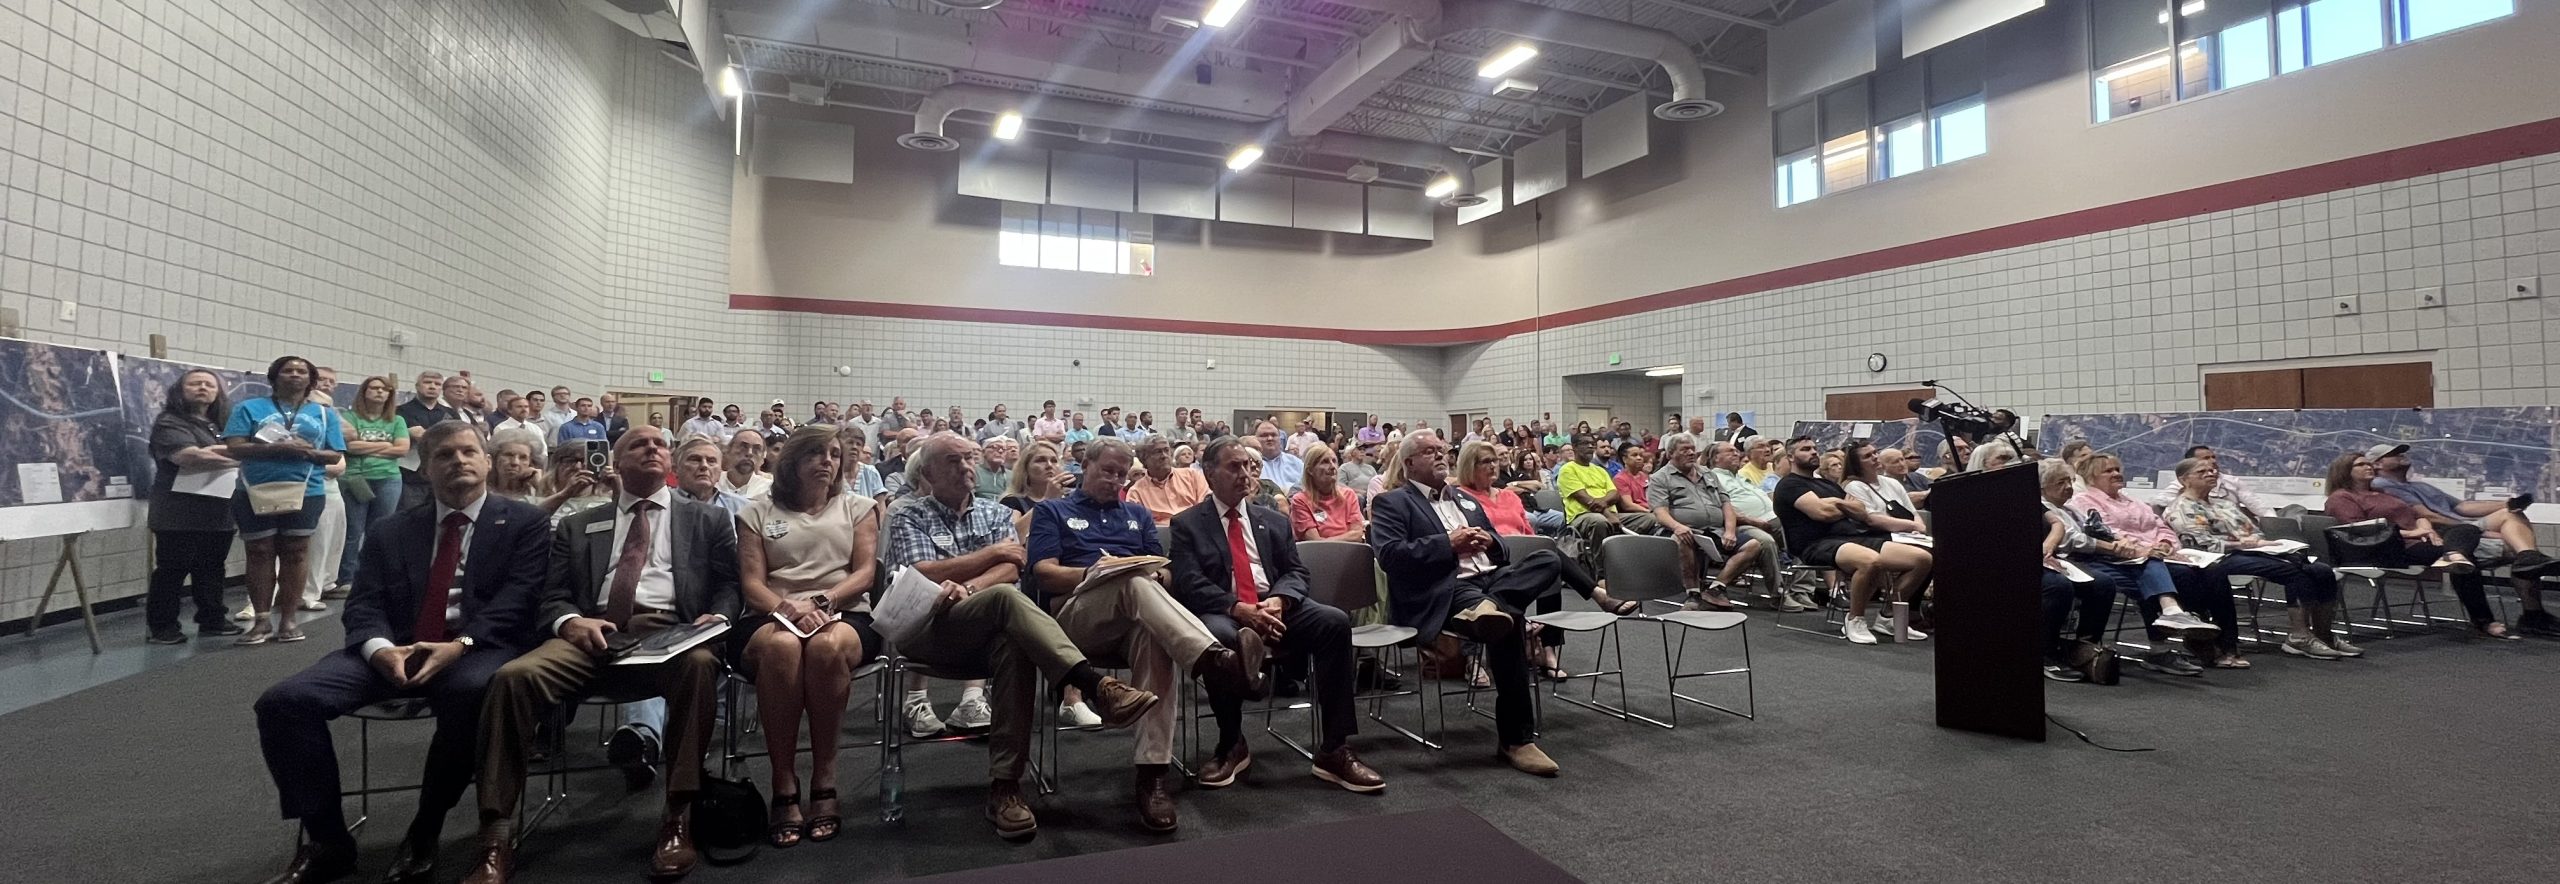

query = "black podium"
(1927, 463), (2046, 740)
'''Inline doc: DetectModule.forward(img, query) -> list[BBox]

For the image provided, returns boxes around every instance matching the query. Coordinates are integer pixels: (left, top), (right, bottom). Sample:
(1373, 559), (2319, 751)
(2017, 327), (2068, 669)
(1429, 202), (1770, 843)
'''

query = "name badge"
(585, 520), (613, 534)
(762, 520), (792, 540)
(1066, 517), (1090, 531)
(1458, 498), (1479, 512)
(1125, 519), (1139, 531)
(1312, 510), (1327, 523)
(930, 532), (956, 548)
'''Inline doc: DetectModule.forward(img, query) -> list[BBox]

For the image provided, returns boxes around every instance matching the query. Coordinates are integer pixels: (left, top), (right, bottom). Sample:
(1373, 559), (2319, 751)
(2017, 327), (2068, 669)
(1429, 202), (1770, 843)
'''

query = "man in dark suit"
(254, 421), (548, 884)
(1368, 430), (1564, 777)
(598, 392), (633, 445)
(1168, 438), (1383, 793)
(461, 426), (739, 884)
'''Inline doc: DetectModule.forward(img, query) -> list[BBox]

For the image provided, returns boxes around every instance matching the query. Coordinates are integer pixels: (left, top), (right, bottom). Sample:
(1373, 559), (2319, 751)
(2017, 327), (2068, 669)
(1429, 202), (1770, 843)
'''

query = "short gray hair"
(1661, 432), (1698, 454)
(1083, 435), (1133, 465)
(1969, 440), (2019, 472)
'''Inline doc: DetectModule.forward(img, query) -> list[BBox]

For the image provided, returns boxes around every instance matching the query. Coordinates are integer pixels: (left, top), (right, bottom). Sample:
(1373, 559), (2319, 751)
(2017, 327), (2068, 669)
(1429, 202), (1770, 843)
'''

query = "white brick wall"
(0, 0), (731, 622)
(1448, 153), (2560, 431)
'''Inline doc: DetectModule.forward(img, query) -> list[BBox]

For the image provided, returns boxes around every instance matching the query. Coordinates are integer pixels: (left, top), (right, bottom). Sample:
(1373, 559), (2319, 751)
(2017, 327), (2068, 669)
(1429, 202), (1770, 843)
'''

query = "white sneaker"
(903, 694), (946, 739)
(947, 692), (994, 732)
(232, 605), (255, 622)
(1058, 701), (1103, 729)
(1842, 617), (1878, 645)
(1898, 625), (1930, 641)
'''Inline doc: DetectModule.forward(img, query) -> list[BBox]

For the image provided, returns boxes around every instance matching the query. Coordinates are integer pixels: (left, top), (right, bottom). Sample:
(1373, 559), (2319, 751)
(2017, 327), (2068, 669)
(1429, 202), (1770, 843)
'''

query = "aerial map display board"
(2040, 408), (2559, 512)
(1788, 418), (1950, 468)
(0, 341), (139, 538)
(115, 354), (271, 507)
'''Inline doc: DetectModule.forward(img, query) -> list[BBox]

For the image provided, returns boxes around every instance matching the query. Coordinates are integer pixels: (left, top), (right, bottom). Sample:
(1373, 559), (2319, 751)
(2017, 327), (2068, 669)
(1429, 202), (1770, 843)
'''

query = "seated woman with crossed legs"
(2164, 456), (2350, 663)
(2322, 451), (2510, 641)
(737, 427), (882, 847)
(2067, 453), (2229, 675)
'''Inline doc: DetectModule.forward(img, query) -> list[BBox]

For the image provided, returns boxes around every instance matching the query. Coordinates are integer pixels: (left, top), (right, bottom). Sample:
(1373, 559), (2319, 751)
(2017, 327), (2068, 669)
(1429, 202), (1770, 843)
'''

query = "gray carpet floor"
(5, 599), (2557, 883)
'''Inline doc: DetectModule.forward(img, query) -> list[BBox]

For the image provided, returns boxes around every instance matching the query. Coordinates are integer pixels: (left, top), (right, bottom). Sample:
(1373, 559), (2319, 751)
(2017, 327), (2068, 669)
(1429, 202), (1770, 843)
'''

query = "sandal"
(1466, 659), (1493, 689)
(768, 792), (804, 848)
(2212, 655), (2251, 669)
(1535, 648), (1567, 681)
(235, 621), (274, 646)
(807, 788), (841, 842)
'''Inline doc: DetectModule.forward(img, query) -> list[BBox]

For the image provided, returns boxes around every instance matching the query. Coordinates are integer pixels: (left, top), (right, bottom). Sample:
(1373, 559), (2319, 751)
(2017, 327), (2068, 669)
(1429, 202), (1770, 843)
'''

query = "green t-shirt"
(347, 414), (409, 481)
(1557, 461), (1615, 521)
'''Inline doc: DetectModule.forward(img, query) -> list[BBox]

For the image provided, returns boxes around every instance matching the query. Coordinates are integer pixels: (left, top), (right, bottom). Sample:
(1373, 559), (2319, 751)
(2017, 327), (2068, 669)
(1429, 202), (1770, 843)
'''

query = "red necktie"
(605, 499), (656, 627)
(1226, 508), (1259, 605)
(415, 512), (469, 642)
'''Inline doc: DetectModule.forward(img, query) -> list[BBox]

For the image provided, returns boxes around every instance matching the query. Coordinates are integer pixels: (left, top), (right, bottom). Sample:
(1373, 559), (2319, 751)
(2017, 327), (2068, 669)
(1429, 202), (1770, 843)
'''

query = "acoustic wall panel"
(1216, 174), (1293, 227)
(747, 116), (855, 183)
(1456, 159), (1504, 225)
(1901, 0), (2044, 57)
(1365, 186), (1433, 240)
(956, 146), (1048, 203)
(1581, 92), (1651, 177)
(1293, 178), (1366, 233)
(1136, 160), (1218, 219)
(1049, 152), (1136, 213)
(1513, 131), (1567, 203)
(1767, 0), (1877, 106)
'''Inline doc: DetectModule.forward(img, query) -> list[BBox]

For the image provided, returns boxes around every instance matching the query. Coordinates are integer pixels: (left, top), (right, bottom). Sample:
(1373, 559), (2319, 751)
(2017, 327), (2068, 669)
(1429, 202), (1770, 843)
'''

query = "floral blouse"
(2162, 493), (2258, 553)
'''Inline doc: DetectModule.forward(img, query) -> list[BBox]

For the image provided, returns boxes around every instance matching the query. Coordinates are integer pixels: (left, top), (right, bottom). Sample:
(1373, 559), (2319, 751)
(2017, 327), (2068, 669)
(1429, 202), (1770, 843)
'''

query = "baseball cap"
(2364, 443), (2408, 460)
(770, 398), (786, 407)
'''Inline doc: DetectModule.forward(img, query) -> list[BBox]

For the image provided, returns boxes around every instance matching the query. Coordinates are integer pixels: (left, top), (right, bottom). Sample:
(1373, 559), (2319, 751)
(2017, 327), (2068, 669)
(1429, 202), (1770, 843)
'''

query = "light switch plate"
(2416, 288), (2443, 308)
(56, 300), (76, 324)
(2332, 294), (2360, 316)
(2508, 277), (2541, 300)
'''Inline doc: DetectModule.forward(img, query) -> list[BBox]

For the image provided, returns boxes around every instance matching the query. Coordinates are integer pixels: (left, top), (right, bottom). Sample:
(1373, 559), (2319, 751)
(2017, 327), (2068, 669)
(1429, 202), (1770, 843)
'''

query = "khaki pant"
(1572, 511), (1660, 580)
(1051, 574), (1213, 766)
(896, 585), (1088, 782)
(479, 612), (720, 815)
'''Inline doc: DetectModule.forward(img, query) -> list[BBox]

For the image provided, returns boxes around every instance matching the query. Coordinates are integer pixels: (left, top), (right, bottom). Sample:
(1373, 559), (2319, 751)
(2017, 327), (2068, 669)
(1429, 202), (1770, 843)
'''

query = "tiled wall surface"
(1448, 153), (2560, 432)
(0, 0), (731, 622)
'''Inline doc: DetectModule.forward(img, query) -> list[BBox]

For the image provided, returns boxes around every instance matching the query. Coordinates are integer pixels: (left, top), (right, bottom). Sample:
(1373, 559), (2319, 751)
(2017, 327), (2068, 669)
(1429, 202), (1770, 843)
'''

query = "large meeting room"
(1, 0), (2555, 881)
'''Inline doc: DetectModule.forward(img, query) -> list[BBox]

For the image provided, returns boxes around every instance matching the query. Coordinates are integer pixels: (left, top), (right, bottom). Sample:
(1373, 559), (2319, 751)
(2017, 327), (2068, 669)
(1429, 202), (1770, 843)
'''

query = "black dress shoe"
(264, 842), (356, 884)
(382, 841), (436, 884)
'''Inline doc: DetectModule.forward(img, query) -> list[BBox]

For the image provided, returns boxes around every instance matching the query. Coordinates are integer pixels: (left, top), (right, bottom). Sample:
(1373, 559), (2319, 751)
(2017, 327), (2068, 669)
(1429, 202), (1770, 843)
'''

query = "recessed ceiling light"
(1226, 144), (1264, 171)
(993, 111), (1023, 140)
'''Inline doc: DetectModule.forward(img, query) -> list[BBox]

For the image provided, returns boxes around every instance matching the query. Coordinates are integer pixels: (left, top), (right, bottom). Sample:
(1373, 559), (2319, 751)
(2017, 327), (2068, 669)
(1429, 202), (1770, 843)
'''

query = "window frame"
(2092, 0), (2512, 123)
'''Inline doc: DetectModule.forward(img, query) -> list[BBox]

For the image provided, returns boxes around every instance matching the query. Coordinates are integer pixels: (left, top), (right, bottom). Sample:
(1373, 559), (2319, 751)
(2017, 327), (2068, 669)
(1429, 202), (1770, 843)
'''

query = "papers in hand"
(769, 592), (841, 639)
(2172, 549), (2226, 568)
(872, 566), (941, 649)
(611, 620), (730, 666)
(171, 465), (240, 499)
(1076, 555), (1170, 595)
(2050, 558), (2096, 583)
(2246, 539), (2308, 556)
(1888, 532), (1933, 549)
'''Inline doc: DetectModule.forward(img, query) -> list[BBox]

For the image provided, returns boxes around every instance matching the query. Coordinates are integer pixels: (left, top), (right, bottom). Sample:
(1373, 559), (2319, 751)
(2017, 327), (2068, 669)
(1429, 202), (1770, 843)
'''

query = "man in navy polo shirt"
(1025, 437), (1257, 834)
(554, 398), (608, 446)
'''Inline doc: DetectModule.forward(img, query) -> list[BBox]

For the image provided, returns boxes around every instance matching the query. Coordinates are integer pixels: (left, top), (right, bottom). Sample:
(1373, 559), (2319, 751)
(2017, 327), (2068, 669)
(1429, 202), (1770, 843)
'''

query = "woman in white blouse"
(1840, 440), (1924, 535)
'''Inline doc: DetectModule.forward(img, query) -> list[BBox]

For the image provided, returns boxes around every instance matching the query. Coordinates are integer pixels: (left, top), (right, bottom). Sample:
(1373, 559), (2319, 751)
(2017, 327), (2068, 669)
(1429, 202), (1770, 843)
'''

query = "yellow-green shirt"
(1557, 461), (1615, 521)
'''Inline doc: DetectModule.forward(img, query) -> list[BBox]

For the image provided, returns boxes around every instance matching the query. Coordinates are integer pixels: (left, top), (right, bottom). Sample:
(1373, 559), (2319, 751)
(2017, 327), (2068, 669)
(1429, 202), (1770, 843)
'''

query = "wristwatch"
(455, 636), (476, 649)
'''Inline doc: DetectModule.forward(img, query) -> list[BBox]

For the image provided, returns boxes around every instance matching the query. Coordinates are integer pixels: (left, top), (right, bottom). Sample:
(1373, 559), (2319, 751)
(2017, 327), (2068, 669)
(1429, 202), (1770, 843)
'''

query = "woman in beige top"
(737, 427), (880, 847)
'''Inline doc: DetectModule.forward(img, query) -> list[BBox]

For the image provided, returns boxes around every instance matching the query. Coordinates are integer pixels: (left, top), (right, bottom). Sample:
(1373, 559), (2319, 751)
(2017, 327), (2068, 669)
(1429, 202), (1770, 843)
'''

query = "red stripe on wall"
(734, 115), (2560, 345)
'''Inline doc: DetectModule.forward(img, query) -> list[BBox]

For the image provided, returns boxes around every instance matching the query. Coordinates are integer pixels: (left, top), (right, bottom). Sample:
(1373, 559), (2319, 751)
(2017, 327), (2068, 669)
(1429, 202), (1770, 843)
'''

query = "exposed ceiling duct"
(1315, 0), (1727, 123)
(902, 84), (1486, 207)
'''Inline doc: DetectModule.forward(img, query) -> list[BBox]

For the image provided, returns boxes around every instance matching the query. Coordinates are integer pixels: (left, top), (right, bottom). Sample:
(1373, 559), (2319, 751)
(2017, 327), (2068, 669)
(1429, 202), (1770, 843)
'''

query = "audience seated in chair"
(1772, 436), (1932, 645)
(2323, 450), (2511, 640)
(1706, 441), (1801, 611)
(2368, 443), (2555, 635)
(1126, 435), (1211, 527)
(2165, 456), (2349, 663)
(1368, 431), (1564, 777)
(2067, 453), (2233, 674)
(1649, 433), (1774, 611)
(1454, 440), (1625, 679)
(255, 423), (546, 884)
(1168, 437), (1383, 793)
(1025, 437), (1261, 834)
(464, 426), (738, 884)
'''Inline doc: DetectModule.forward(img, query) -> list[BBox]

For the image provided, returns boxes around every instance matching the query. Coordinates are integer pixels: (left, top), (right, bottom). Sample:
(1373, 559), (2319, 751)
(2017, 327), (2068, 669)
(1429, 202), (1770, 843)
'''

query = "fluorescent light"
(1643, 366), (1684, 378)
(2097, 53), (2172, 81)
(719, 65), (743, 98)
(1495, 78), (1539, 94)
(1202, 0), (1249, 28)
(1477, 43), (1538, 79)
(1424, 176), (1458, 198)
(2179, 1), (2205, 15)
(1225, 144), (1264, 171)
(993, 111), (1023, 140)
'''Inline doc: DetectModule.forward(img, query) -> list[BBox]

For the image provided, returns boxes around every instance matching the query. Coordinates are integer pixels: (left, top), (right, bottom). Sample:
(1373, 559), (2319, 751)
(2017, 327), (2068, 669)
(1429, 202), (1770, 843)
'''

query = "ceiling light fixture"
(1202, 0), (1249, 28)
(1424, 176), (1458, 198)
(993, 111), (1023, 140)
(1643, 366), (1685, 378)
(1226, 144), (1264, 171)
(719, 65), (743, 99)
(1494, 78), (1540, 95)
(1477, 43), (1538, 79)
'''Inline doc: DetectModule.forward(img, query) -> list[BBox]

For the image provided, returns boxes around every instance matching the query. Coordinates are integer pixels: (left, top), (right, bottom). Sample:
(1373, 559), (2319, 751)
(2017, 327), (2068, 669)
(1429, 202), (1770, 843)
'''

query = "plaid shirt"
(887, 493), (1018, 569)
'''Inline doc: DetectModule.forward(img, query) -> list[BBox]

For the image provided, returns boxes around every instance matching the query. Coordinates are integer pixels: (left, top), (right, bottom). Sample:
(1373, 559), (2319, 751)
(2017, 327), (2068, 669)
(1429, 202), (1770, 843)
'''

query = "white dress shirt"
(1423, 483), (1494, 579)
(361, 492), (485, 661)
(493, 417), (549, 463)
(1213, 496), (1265, 600)
(679, 416), (730, 442)
(551, 486), (678, 634)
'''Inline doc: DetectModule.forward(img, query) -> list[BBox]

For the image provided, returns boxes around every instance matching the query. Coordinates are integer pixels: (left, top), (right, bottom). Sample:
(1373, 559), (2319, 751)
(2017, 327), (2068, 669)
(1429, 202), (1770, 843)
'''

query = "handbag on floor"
(692, 771), (766, 865)
(2322, 519), (2397, 567)
(2066, 639), (2120, 686)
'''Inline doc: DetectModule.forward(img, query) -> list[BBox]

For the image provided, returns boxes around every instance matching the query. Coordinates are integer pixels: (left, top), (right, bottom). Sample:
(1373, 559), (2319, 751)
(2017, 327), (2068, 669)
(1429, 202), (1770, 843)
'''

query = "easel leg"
(36, 535), (101, 654)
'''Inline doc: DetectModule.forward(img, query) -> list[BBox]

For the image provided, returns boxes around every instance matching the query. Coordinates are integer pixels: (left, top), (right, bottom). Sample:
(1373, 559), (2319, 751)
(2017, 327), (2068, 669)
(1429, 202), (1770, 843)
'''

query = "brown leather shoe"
(261, 842), (355, 884)
(648, 808), (697, 881)
(1312, 746), (1386, 793)
(457, 826), (513, 884)
(1191, 634), (1263, 699)
(1133, 766), (1178, 834)
(1196, 741), (1252, 789)
(1500, 743), (1560, 777)
(381, 838), (436, 884)
(987, 779), (1038, 841)
(1087, 676), (1161, 730)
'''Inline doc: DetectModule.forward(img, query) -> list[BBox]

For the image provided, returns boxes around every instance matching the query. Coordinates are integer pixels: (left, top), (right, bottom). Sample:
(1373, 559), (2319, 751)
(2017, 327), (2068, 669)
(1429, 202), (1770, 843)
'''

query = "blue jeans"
(1526, 509), (1566, 535)
(336, 477), (403, 586)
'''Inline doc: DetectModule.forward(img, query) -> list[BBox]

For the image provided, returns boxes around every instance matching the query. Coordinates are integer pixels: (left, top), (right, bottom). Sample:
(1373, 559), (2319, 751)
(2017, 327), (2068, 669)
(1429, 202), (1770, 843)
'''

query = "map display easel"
(0, 340), (142, 654)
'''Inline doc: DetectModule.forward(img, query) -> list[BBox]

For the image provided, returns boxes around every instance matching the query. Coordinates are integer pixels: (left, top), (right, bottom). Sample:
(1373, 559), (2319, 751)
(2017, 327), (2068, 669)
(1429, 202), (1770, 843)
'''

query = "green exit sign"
(648, 370), (665, 383)
(1608, 354), (1622, 366)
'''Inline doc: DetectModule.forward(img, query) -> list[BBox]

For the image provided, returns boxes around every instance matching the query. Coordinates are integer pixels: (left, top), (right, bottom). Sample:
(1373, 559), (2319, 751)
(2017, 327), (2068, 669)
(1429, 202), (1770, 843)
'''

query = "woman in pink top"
(2066, 453), (2235, 672)
(1289, 443), (1367, 542)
